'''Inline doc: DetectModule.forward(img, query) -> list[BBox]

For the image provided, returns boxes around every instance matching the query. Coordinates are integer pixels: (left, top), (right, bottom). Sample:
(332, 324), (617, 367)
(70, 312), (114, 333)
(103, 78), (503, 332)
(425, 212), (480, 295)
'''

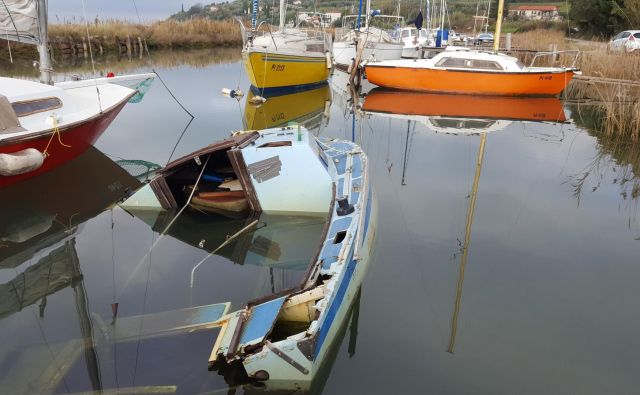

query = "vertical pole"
(251, 0), (258, 30)
(447, 132), (486, 354)
(365, 0), (371, 30)
(37, 0), (53, 84)
(279, 0), (285, 31)
(356, 0), (363, 29)
(493, 0), (504, 52)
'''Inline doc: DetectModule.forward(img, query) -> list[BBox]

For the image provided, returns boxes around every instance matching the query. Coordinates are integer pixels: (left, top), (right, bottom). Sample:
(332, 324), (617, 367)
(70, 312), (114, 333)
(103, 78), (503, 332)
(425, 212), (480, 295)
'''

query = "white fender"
(0, 148), (45, 176)
(325, 52), (332, 69)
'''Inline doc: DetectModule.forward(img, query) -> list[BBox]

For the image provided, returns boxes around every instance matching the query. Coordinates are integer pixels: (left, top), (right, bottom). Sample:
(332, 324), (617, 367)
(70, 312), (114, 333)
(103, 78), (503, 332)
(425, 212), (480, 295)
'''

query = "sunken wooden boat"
(120, 125), (377, 390)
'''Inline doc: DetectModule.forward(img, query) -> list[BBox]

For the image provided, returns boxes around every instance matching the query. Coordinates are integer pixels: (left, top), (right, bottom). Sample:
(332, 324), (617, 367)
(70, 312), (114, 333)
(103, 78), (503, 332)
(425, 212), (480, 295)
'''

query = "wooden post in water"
(82, 37), (88, 58)
(126, 35), (132, 56)
(137, 36), (144, 58)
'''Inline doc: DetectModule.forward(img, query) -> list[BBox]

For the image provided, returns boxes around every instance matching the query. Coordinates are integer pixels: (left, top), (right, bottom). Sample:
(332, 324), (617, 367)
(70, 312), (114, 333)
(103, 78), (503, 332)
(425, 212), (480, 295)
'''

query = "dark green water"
(1, 49), (639, 394)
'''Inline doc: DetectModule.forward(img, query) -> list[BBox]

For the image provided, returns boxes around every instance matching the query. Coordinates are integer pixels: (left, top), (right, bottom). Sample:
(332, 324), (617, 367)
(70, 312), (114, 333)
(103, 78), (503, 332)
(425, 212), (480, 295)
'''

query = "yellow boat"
(244, 84), (331, 130)
(243, 49), (331, 90)
(241, 2), (332, 90)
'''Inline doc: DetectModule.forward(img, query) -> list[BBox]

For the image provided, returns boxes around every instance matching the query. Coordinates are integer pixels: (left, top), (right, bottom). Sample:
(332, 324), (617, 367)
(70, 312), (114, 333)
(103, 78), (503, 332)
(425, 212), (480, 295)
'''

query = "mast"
(426, 0), (431, 35)
(493, 0), (504, 52)
(439, 0), (445, 38)
(36, 0), (53, 84)
(446, 132), (486, 354)
(356, 0), (364, 29)
(251, 0), (258, 30)
(365, 0), (371, 30)
(279, 0), (286, 31)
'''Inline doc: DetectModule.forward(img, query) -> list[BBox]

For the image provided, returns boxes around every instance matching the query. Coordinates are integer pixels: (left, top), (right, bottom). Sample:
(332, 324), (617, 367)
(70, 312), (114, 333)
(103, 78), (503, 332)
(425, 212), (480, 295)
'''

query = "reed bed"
(512, 29), (640, 140)
(0, 18), (242, 56)
(512, 29), (640, 81)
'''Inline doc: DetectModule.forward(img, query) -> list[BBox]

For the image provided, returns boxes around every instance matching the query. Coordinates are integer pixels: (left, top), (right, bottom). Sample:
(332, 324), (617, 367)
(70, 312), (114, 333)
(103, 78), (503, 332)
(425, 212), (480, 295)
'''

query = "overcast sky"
(48, 1), (214, 22)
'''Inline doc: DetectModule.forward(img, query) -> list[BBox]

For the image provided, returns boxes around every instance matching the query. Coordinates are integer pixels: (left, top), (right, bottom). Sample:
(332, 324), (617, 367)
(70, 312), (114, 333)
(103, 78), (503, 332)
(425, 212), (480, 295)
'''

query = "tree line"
(570, 0), (639, 36)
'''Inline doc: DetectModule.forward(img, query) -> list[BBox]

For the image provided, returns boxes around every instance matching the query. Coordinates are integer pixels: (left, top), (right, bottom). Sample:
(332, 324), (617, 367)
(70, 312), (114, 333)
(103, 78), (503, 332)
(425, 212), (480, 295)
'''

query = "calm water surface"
(1, 49), (639, 394)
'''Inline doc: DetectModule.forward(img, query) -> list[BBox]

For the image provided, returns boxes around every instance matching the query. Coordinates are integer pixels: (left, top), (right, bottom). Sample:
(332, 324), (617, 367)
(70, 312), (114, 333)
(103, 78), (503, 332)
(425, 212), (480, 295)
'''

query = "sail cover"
(0, 0), (41, 44)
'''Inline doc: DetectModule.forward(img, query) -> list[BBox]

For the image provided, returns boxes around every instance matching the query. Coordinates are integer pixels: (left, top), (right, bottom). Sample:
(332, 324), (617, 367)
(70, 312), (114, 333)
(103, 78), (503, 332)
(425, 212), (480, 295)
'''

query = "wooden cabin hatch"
(156, 133), (261, 216)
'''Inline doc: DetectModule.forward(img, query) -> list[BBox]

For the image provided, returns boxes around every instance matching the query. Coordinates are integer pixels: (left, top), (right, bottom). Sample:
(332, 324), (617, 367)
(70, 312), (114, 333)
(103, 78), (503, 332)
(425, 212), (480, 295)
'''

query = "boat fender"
(325, 52), (332, 69)
(0, 148), (45, 177)
(221, 88), (244, 98)
(248, 96), (267, 105)
(336, 196), (355, 216)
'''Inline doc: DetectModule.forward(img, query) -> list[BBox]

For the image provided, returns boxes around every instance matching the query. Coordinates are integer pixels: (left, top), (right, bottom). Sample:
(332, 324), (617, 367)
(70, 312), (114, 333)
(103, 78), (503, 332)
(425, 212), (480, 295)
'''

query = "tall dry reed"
(49, 18), (242, 48)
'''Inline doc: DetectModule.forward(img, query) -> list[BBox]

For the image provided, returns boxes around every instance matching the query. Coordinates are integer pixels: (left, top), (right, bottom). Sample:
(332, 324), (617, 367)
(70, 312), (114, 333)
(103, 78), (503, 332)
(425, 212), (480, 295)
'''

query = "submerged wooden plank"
(65, 386), (177, 395)
(111, 303), (230, 341)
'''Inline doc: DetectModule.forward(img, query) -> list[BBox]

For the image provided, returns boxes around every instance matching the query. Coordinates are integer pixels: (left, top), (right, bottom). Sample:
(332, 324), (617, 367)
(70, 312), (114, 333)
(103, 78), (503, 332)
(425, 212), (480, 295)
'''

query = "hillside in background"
(169, 0), (569, 31)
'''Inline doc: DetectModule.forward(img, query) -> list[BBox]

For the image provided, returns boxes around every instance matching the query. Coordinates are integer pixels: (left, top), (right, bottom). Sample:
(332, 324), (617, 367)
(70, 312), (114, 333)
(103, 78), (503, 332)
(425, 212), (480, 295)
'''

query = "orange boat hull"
(363, 90), (567, 122)
(365, 65), (575, 96)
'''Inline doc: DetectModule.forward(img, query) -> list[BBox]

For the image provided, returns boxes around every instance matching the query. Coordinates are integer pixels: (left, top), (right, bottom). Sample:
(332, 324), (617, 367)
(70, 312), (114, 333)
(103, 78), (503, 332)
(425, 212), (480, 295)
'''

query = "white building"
(508, 5), (562, 21)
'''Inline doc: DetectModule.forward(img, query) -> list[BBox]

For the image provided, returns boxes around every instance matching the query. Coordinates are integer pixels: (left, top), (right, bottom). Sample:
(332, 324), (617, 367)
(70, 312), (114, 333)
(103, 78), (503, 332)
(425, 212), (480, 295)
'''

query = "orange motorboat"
(362, 89), (567, 123)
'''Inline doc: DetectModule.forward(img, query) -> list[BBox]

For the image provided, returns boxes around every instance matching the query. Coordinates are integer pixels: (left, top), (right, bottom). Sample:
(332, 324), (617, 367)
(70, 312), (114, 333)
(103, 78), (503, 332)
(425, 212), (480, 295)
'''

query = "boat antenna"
(80, 0), (103, 112)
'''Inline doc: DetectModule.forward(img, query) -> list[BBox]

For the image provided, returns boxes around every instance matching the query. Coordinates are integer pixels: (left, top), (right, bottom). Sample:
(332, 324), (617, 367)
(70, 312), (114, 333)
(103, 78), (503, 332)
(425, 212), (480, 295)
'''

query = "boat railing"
(529, 49), (581, 69)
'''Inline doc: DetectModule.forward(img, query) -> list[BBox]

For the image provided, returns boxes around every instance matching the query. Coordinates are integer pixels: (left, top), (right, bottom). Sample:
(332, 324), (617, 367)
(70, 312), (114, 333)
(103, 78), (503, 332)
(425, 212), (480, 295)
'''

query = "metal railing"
(529, 49), (581, 69)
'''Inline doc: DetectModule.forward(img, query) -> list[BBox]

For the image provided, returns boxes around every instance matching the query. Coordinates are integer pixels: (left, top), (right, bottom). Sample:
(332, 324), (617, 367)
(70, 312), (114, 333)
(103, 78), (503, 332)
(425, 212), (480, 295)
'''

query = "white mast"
(365, 0), (371, 30)
(36, 0), (52, 84)
(439, 0), (445, 36)
(279, 0), (286, 30)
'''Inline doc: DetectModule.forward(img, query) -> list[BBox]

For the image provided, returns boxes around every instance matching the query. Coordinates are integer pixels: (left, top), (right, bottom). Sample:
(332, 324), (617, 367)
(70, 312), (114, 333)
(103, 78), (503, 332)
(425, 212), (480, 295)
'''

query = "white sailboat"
(332, 0), (404, 69)
(0, 0), (154, 186)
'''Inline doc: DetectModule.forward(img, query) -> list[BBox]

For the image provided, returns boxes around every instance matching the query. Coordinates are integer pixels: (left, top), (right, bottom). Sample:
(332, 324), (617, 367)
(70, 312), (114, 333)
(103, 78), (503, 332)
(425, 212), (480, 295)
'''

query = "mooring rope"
(42, 115), (71, 158)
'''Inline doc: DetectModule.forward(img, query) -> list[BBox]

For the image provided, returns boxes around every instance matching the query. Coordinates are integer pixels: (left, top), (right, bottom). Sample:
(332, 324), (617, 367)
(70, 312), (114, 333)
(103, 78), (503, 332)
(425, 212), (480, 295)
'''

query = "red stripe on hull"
(0, 99), (129, 187)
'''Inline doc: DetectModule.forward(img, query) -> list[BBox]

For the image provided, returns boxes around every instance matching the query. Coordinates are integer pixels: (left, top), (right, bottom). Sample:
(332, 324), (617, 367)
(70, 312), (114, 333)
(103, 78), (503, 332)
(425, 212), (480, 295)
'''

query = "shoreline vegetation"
(0, 19), (243, 58)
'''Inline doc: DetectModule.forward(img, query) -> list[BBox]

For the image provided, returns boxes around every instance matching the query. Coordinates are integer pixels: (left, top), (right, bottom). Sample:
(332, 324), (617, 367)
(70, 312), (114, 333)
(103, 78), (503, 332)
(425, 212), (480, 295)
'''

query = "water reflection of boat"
(0, 147), (141, 268)
(244, 84), (331, 131)
(121, 125), (377, 391)
(0, 147), (234, 394)
(362, 89), (568, 125)
(129, 209), (326, 270)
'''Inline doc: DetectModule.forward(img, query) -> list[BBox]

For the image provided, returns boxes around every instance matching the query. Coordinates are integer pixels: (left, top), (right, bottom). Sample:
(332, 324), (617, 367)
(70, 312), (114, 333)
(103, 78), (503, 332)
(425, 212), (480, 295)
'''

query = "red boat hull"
(0, 98), (130, 187)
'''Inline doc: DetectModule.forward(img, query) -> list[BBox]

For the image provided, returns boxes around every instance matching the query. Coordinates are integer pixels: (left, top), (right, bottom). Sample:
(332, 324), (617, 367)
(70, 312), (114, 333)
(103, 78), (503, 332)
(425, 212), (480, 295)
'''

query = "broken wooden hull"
(208, 137), (378, 391)
(120, 126), (377, 390)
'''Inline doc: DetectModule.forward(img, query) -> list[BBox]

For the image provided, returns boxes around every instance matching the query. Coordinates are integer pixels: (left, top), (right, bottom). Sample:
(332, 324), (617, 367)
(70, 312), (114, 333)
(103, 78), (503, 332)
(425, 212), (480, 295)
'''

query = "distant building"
(508, 5), (562, 21)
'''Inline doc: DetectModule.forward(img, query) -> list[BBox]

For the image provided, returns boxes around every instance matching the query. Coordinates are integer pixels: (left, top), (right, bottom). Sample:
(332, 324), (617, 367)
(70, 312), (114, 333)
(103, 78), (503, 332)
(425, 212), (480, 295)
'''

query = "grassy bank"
(0, 19), (242, 58)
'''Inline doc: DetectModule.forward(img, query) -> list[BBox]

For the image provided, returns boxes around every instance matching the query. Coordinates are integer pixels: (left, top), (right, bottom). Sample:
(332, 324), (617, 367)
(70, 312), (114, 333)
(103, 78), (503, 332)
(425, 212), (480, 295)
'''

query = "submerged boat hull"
(365, 65), (575, 96)
(243, 49), (330, 90)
